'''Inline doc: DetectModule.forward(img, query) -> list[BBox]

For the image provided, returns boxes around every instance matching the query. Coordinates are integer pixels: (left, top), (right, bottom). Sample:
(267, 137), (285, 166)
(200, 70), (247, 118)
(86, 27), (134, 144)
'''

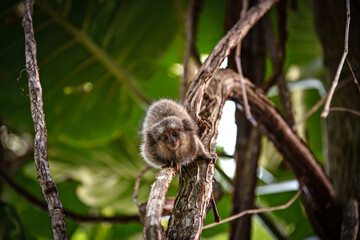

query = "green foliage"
(0, 0), (327, 239)
(197, 0), (225, 54)
(0, 201), (36, 240)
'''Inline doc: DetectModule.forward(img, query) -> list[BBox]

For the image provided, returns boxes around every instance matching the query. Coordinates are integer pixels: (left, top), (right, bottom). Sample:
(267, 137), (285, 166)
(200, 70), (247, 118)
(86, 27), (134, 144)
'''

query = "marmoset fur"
(140, 99), (216, 168)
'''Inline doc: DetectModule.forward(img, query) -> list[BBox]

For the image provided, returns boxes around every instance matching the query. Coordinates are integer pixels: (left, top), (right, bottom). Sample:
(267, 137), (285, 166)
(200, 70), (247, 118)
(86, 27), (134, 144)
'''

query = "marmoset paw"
(202, 152), (217, 163)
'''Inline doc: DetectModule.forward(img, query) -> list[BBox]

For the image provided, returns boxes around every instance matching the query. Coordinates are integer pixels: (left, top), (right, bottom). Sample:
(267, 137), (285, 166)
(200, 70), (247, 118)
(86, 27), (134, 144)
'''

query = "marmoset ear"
(182, 119), (193, 131)
(146, 132), (157, 147)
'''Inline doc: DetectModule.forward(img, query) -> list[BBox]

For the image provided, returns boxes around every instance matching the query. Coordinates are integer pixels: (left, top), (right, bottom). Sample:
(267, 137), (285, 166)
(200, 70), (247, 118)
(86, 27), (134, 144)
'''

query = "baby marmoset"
(140, 99), (216, 168)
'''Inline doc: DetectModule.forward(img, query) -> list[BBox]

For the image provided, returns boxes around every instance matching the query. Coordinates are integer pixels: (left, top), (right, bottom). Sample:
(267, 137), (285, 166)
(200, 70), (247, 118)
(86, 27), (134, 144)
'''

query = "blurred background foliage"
(0, 0), (326, 239)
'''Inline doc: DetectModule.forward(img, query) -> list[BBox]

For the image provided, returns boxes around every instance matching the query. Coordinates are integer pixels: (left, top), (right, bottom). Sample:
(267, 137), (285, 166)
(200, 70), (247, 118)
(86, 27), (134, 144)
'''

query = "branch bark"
(143, 167), (176, 239)
(22, 0), (68, 239)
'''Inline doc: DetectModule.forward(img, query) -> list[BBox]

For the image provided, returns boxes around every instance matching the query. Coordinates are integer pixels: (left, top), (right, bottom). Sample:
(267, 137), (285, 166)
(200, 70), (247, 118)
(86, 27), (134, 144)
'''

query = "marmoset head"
(150, 116), (192, 151)
(140, 99), (215, 169)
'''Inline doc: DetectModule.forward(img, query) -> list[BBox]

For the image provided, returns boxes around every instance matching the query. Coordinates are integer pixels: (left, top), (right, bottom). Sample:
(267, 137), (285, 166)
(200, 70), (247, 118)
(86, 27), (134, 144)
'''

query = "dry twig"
(346, 58), (360, 92)
(133, 165), (151, 208)
(329, 107), (360, 117)
(203, 189), (301, 229)
(294, 76), (353, 129)
(234, 0), (256, 125)
(321, 0), (351, 118)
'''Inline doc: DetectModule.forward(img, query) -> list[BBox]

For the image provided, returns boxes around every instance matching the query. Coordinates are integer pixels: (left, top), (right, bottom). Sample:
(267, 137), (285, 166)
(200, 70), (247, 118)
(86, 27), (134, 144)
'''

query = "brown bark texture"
(22, 0), (68, 239)
(143, 167), (176, 239)
(310, 0), (360, 238)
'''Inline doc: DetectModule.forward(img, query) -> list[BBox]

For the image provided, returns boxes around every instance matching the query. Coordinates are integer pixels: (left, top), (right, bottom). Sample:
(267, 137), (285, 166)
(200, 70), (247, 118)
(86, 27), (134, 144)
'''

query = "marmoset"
(140, 99), (216, 168)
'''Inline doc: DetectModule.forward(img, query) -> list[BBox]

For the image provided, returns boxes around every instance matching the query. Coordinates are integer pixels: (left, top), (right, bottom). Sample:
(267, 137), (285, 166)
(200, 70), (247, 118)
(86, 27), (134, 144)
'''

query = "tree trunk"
(310, 0), (360, 238)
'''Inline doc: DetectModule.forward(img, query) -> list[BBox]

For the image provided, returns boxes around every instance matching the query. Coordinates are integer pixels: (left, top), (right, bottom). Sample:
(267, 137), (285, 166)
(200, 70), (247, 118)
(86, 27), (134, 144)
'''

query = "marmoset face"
(153, 117), (185, 151)
(159, 128), (181, 150)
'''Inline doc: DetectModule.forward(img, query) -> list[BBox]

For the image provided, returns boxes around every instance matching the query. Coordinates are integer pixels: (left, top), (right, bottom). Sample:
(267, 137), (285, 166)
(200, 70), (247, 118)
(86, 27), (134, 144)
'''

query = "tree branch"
(22, 0), (68, 239)
(143, 167), (177, 239)
(133, 165), (152, 208)
(346, 58), (360, 92)
(234, 0), (255, 124)
(329, 107), (360, 117)
(294, 75), (354, 129)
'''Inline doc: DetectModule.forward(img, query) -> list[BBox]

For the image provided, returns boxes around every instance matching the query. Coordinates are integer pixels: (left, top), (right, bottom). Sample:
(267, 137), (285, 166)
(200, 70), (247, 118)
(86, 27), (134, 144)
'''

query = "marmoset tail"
(140, 99), (216, 168)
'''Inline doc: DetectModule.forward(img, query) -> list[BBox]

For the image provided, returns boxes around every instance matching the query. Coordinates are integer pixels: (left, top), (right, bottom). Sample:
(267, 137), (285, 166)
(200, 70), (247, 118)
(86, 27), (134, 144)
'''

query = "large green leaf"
(0, 0), (180, 147)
